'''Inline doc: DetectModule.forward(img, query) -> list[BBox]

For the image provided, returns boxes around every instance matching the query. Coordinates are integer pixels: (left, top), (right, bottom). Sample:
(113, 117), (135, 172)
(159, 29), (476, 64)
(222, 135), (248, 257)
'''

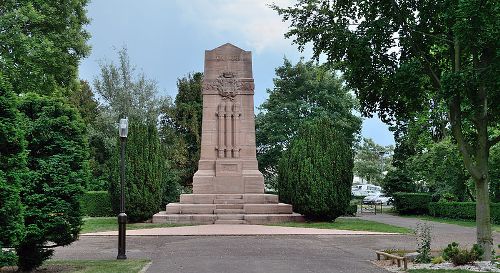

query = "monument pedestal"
(153, 43), (303, 224)
(153, 193), (303, 224)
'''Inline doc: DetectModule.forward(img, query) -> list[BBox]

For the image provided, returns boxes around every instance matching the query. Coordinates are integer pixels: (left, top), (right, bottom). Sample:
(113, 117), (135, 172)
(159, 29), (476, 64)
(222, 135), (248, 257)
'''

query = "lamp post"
(117, 118), (128, 260)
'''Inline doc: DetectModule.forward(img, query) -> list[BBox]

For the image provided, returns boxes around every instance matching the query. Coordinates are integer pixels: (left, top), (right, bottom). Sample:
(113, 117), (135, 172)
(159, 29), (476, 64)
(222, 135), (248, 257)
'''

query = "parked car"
(363, 193), (392, 205)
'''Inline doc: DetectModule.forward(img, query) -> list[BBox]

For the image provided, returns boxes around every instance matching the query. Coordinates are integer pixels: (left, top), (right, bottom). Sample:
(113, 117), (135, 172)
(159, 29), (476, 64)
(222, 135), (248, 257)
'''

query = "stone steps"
(152, 213), (304, 225)
(215, 220), (246, 224)
(153, 193), (304, 225)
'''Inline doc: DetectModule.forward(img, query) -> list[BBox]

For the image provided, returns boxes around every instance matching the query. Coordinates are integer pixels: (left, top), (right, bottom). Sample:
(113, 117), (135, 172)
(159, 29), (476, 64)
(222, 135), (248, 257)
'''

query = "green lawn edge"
(0, 260), (150, 273)
(399, 215), (500, 232)
(270, 217), (411, 234)
(81, 217), (188, 233)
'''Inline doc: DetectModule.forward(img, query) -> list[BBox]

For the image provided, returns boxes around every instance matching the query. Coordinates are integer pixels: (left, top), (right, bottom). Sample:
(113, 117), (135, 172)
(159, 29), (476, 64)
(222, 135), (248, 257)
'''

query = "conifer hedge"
(80, 191), (114, 217)
(278, 117), (355, 220)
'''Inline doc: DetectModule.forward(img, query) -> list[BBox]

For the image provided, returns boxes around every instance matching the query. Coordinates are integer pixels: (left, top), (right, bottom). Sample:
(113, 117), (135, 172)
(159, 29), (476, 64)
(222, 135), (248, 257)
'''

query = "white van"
(351, 184), (382, 196)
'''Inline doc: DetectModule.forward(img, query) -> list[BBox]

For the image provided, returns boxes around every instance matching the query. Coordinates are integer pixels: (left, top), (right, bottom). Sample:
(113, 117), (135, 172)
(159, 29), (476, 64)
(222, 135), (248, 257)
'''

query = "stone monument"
(153, 43), (303, 224)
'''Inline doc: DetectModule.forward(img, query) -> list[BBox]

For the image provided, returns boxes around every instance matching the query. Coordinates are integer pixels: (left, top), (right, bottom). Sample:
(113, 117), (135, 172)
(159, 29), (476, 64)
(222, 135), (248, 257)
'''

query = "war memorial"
(153, 43), (303, 224)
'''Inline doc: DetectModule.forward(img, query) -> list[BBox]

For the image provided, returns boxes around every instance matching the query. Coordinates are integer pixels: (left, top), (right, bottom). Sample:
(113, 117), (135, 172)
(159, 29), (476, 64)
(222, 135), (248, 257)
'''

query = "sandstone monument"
(153, 43), (303, 224)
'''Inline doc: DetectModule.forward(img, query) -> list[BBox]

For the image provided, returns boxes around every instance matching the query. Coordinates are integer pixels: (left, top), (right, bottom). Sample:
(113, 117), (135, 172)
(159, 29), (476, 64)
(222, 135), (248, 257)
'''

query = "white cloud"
(174, 0), (296, 54)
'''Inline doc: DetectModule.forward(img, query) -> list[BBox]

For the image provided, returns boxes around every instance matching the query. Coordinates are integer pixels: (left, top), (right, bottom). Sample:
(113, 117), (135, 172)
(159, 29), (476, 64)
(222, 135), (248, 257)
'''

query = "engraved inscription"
(215, 55), (240, 61)
(221, 164), (238, 172)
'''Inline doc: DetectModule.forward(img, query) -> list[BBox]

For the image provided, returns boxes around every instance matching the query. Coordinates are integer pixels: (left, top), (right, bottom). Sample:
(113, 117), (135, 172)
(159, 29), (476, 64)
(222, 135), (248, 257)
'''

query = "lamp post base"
(117, 212), (127, 260)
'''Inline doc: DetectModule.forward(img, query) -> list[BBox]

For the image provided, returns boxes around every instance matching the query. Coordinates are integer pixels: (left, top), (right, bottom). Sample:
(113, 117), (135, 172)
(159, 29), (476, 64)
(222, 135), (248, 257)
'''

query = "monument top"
(204, 43), (252, 79)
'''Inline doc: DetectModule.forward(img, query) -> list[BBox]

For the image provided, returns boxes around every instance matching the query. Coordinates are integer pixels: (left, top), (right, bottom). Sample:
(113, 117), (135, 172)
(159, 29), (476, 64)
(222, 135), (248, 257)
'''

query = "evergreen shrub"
(278, 117), (355, 221)
(392, 193), (432, 215)
(109, 121), (179, 222)
(80, 191), (114, 217)
(16, 93), (90, 271)
(0, 74), (25, 267)
(429, 202), (500, 224)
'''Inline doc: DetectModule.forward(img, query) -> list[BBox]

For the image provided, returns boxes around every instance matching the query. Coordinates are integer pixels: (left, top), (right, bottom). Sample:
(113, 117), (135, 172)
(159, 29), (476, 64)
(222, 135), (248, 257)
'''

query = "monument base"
(152, 194), (304, 224)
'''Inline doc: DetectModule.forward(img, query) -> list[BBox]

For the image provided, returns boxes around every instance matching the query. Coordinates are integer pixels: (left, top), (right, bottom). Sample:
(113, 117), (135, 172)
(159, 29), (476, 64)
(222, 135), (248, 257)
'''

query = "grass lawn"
(400, 215), (500, 232)
(272, 218), (412, 233)
(408, 269), (490, 273)
(81, 217), (187, 233)
(0, 260), (150, 273)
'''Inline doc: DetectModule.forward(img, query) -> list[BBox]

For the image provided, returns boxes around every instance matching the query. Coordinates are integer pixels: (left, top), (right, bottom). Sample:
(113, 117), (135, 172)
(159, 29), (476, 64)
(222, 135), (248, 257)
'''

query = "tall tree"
(256, 59), (361, 189)
(0, 0), (91, 96)
(274, 0), (499, 258)
(93, 47), (168, 123)
(17, 93), (90, 271)
(160, 72), (203, 188)
(109, 121), (178, 222)
(353, 138), (393, 185)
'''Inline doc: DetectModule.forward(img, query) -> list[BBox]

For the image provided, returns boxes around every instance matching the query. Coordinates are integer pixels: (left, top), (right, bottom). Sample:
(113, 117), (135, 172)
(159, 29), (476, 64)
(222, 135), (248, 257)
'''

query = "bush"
(80, 191), (114, 217)
(429, 202), (500, 224)
(442, 242), (483, 266)
(16, 94), (90, 271)
(0, 75), (25, 263)
(344, 204), (358, 216)
(278, 117), (355, 221)
(392, 193), (432, 215)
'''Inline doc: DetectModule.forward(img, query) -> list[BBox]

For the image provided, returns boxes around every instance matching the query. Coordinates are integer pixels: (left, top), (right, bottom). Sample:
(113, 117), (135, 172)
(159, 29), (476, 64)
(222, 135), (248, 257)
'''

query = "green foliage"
(80, 191), (114, 217)
(414, 223), (432, 263)
(109, 121), (179, 223)
(256, 58), (361, 189)
(407, 138), (470, 201)
(382, 168), (417, 196)
(431, 256), (445, 264)
(93, 47), (168, 122)
(429, 202), (500, 224)
(278, 117), (355, 220)
(16, 93), (90, 271)
(489, 144), (500, 202)
(160, 72), (203, 187)
(442, 242), (483, 266)
(344, 204), (358, 216)
(353, 138), (393, 185)
(0, 0), (91, 96)
(273, 0), (499, 259)
(0, 74), (25, 254)
(0, 245), (17, 267)
(392, 193), (432, 215)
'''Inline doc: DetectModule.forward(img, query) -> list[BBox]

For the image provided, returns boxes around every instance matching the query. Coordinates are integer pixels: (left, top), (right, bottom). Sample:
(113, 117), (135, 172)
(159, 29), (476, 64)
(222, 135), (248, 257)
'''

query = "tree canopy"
(353, 138), (393, 185)
(0, 0), (91, 96)
(256, 58), (361, 188)
(274, 0), (499, 258)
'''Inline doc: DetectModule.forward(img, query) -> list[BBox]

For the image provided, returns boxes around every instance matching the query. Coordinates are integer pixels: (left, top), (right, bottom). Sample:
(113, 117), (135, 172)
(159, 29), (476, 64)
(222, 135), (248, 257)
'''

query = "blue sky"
(78, 0), (395, 146)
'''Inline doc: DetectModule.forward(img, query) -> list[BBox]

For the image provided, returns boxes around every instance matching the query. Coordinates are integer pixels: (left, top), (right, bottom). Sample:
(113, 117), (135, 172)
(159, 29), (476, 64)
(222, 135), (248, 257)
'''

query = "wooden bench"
(375, 251), (408, 270)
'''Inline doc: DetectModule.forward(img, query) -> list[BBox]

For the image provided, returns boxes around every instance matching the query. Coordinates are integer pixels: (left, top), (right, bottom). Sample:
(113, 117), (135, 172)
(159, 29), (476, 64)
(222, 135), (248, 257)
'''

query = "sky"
(78, 0), (395, 146)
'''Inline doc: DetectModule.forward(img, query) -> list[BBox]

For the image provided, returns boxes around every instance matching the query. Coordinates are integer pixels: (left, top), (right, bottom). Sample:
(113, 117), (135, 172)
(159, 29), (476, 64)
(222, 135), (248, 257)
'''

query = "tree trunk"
(474, 176), (492, 260)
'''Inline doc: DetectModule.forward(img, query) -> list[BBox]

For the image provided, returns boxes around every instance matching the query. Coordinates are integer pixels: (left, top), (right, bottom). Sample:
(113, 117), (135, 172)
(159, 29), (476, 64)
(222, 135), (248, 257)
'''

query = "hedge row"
(429, 202), (500, 224)
(392, 192), (432, 215)
(80, 191), (114, 217)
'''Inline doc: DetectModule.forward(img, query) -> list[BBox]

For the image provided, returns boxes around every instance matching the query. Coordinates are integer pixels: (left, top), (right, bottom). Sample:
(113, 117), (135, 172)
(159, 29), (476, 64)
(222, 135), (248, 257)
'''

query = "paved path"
(54, 235), (412, 273)
(82, 224), (399, 236)
(53, 214), (500, 273)
(359, 213), (500, 249)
